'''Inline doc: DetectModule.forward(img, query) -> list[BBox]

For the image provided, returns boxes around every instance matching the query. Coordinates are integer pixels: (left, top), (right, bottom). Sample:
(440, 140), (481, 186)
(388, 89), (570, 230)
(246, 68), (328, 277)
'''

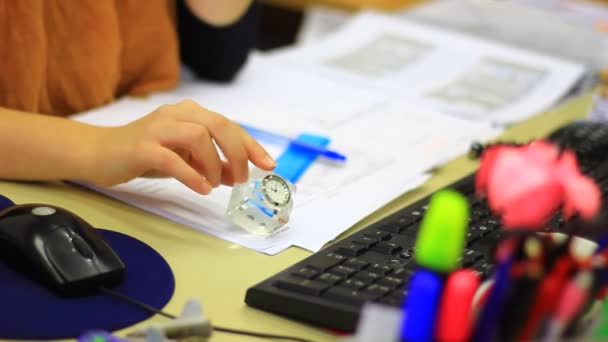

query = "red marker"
(435, 269), (481, 341)
(518, 256), (574, 340)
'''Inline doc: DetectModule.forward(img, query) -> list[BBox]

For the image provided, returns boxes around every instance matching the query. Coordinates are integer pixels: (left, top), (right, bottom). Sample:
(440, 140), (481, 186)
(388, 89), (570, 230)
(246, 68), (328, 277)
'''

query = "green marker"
(415, 189), (470, 273)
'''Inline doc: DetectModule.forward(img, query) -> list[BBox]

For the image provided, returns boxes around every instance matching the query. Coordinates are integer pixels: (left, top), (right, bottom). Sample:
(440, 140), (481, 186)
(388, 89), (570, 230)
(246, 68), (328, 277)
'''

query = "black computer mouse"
(0, 204), (125, 296)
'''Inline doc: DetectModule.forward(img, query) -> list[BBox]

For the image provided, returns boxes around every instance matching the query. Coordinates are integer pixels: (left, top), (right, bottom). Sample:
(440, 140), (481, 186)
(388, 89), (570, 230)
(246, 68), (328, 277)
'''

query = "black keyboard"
(244, 120), (608, 332)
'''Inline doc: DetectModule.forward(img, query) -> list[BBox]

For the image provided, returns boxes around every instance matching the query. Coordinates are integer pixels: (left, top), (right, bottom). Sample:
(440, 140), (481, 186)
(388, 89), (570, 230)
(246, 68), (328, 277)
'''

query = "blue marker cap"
(400, 269), (444, 342)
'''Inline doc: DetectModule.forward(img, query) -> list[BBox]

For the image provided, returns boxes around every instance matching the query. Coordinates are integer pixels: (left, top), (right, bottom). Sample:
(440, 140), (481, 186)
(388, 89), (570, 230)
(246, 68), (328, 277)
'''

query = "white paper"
(297, 5), (351, 45)
(71, 55), (499, 254)
(275, 11), (585, 125)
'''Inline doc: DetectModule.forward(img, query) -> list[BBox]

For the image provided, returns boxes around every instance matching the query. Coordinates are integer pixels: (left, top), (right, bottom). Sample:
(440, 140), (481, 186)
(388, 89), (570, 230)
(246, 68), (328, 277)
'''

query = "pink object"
(476, 140), (601, 229)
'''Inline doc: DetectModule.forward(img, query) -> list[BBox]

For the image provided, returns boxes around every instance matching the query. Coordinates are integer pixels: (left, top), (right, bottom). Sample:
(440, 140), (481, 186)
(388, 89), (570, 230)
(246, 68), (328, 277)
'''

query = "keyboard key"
(390, 268), (414, 280)
(399, 251), (413, 259)
(410, 210), (423, 220)
(364, 230), (392, 241)
(474, 262), (495, 277)
(291, 267), (320, 279)
(356, 252), (384, 265)
(463, 249), (484, 266)
(483, 219), (500, 230)
(470, 198), (484, 208)
(369, 264), (392, 276)
(483, 231), (503, 246)
(378, 224), (402, 233)
(466, 231), (482, 247)
(352, 236), (378, 248)
(471, 269), (485, 278)
(275, 277), (329, 296)
(307, 253), (345, 271)
(387, 258), (407, 267)
(336, 244), (367, 257)
(330, 265), (357, 277)
(317, 273), (343, 285)
(323, 287), (379, 306)
(388, 287), (408, 298)
(364, 284), (392, 297)
(372, 241), (402, 254)
(341, 279), (367, 290)
(394, 216), (419, 231)
(353, 270), (382, 283)
(471, 224), (492, 237)
(343, 258), (370, 271)
(471, 209), (487, 220)
(376, 276), (404, 288)
(379, 295), (404, 307)
(380, 287), (409, 306)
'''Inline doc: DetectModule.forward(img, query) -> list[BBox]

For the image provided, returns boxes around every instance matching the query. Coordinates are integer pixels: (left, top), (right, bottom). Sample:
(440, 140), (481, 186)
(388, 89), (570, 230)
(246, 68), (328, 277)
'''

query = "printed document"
(275, 11), (585, 125)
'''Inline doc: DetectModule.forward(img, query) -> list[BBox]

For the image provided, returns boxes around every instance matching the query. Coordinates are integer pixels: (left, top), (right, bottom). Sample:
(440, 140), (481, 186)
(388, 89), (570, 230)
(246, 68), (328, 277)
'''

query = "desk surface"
(0, 92), (593, 342)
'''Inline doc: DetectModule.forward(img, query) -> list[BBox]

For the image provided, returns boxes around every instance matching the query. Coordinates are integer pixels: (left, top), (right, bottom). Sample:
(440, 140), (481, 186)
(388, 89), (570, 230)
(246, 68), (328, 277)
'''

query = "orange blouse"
(0, 0), (180, 116)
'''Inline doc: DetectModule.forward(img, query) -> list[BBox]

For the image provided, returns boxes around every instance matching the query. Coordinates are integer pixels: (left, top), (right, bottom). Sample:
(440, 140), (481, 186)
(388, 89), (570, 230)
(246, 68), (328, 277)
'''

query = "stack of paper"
(276, 12), (585, 125)
(72, 13), (584, 254)
(299, 1), (608, 72)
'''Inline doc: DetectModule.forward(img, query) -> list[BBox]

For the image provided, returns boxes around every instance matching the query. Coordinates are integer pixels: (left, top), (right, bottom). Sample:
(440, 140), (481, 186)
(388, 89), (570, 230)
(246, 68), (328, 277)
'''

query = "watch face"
(261, 175), (291, 207)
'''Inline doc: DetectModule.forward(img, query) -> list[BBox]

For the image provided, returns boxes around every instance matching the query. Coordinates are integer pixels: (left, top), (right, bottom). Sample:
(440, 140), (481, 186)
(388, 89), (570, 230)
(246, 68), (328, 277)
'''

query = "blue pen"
(400, 269), (444, 342)
(471, 256), (513, 342)
(240, 123), (347, 162)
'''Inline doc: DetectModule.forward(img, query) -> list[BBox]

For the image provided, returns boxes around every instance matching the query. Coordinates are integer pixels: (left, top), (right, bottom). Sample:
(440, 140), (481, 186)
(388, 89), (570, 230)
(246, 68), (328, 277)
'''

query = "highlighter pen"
(435, 269), (480, 342)
(415, 189), (469, 273)
(240, 123), (347, 162)
(400, 269), (444, 342)
(400, 189), (468, 341)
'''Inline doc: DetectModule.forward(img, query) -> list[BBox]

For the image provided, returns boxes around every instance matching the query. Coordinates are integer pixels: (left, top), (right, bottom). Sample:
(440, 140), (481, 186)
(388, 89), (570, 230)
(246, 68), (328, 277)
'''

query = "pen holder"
(226, 168), (295, 236)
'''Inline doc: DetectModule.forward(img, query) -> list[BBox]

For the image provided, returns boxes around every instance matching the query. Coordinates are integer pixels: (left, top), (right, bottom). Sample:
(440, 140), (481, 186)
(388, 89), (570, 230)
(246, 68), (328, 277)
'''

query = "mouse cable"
(98, 286), (315, 342)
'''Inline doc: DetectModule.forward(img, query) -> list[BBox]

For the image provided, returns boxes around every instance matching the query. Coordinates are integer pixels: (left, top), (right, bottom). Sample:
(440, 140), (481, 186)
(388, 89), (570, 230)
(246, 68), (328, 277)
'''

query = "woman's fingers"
(219, 162), (235, 186)
(157, 121), (223, 187)
(241, 131), (276, 171)
(145, 144), (212, 194)
(166, 100), (275, 183)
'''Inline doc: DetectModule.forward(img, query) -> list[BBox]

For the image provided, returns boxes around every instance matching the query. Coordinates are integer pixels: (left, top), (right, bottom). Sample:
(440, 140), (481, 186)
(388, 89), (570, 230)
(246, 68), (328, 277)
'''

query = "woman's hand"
(91, 99), (275, 194)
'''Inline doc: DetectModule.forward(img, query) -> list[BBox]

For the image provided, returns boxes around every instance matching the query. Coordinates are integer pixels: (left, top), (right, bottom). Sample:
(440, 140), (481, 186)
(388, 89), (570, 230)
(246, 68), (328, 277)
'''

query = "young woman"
(0, 0), (275, 195)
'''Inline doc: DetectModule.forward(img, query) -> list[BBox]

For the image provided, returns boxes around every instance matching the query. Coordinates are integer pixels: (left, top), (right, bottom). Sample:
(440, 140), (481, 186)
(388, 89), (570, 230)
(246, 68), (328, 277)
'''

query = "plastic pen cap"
(401, 269), (444, 342)
(415, 189), (469, 273)
(435, 269), (481, 342)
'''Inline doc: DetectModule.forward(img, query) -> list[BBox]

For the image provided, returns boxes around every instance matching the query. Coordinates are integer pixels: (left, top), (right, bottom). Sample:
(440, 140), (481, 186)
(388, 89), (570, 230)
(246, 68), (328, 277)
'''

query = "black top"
(177, 0), (259, 82)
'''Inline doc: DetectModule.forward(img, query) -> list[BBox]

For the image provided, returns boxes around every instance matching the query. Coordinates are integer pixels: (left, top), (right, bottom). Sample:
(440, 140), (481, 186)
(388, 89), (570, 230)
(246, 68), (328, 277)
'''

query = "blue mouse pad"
(0, 229), (175, 340)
